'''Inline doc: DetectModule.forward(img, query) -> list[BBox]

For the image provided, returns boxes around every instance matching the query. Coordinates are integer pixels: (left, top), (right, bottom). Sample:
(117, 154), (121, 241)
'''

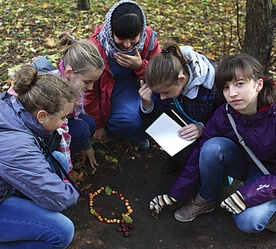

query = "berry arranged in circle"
(89, 186), (133, 224)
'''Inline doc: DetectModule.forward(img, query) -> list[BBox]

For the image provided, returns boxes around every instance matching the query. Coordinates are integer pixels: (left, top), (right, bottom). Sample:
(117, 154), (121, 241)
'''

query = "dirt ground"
(64, 139), (276, 249)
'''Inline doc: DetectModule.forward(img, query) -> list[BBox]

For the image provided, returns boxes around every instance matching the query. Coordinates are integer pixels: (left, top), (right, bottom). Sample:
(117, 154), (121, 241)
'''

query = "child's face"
(222, 70), (263, 116)
(150, 72), (187, 100)
(69, 68), (103, 92)
(151, 83), (183, 100)
(42, 102), (74, 132)
(113, 34), (140, 51)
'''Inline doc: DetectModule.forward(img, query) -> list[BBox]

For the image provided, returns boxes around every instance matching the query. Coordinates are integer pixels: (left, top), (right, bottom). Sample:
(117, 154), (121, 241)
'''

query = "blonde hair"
(14, 65), (76, 115)
(59, 31), (104, 75)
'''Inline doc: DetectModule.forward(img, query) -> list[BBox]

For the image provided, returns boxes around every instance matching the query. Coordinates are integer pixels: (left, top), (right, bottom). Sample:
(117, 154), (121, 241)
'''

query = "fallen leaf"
(105, 186), (112, 195)
(42, 3), (49, 8)
(74, 161), (85, 169)
(81, 183), (93, 191)
(122, 213), (133, 223)
(144, 163), (150, 170)
(105, 155), (118, 163)
(45, 37), (56, 48)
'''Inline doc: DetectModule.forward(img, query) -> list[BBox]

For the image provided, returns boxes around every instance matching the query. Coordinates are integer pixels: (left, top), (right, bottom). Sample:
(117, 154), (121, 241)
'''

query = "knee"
(51, 151), (70, 172)
(53, 216), (75, 248)
(201, 137), (235, 159)
(79, 123), (91, 139)
(79, 114), (96, 134)
(61, 219), (75, 248)
(31, 56), (56, 72)
(70, 121), (91, 141)
(200, 138), (224, 161)
(235, 213), (266, 234)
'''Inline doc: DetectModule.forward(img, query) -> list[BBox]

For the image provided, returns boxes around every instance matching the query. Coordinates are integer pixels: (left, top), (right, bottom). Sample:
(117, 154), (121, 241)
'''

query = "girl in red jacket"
(84, 0), (161, 150)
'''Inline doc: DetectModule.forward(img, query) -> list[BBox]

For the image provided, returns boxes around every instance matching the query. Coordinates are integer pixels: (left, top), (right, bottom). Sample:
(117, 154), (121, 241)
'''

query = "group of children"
(0, 0), (275, 248)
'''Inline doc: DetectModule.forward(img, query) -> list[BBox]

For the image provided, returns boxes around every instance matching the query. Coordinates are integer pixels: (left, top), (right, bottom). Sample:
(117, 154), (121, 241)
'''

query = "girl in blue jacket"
(151, 54), (276, 233)
(0, 65), (80, 248)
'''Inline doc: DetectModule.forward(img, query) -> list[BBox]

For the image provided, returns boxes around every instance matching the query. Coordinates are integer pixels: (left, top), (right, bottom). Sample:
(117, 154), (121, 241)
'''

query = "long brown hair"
(14, 65), (76, 115)
(215, 54), (276, 108)
(145, 40), (189, 88)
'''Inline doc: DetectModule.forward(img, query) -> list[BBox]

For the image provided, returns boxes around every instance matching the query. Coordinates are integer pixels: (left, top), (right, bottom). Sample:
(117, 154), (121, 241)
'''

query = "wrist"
(140, 101), (154, 113)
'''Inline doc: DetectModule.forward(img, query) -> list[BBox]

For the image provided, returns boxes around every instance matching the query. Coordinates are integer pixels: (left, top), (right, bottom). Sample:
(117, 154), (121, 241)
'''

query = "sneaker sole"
(174, 206), (216, 223)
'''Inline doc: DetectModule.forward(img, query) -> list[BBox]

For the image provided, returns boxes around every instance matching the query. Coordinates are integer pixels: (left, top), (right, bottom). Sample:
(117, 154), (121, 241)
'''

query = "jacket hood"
(180, 46), (215, 99)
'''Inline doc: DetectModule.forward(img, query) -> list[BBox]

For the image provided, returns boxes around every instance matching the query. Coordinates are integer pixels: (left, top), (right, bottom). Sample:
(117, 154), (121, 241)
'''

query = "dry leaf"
(144, 163), (150, 170)
(45, 37), (56, 48)
(42, 3), (49, 8)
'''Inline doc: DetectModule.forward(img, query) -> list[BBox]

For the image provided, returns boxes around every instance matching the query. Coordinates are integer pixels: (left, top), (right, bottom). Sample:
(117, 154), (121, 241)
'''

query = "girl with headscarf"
(84, 0), (161, 150)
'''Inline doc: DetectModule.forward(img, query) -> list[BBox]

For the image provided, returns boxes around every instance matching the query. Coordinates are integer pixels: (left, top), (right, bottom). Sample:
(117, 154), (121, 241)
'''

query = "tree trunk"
(77, 0), (90, 10)
(242, 0), (275, 74)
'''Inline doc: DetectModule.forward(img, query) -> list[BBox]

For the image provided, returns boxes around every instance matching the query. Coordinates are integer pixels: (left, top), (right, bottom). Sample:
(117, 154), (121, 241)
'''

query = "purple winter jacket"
(169, 103), (276, 208)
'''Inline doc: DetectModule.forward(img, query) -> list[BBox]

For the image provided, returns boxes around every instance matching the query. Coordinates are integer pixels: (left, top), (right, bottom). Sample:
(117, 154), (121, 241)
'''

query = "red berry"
(124, 231), (130, 237)
(117, 227), (122, 232)
(122, 226), (128, 232)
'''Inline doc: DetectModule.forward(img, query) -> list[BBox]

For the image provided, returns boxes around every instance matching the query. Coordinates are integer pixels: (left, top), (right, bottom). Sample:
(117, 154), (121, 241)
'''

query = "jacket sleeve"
(168, 145), (201, 201)
(139, 93), (173, 127)
(168, 106), (226, 201)
(134, 27), (161, 79)
(238, 174), (276, 208)
(0, 133), (79, 212)
(84, 80), (103, 129)
(84, 27), (105, 129)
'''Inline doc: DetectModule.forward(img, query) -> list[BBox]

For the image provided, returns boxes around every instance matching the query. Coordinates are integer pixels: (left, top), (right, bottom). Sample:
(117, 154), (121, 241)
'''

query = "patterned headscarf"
(99, 0), (147, 58)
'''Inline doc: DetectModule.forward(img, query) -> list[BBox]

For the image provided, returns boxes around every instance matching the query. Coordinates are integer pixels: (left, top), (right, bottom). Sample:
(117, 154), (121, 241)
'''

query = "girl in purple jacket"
(151, 54), (276, 233)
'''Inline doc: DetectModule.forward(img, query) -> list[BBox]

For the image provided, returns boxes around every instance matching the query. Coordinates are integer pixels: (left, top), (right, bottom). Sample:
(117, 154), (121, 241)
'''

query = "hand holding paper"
(146, 112), (195, 156)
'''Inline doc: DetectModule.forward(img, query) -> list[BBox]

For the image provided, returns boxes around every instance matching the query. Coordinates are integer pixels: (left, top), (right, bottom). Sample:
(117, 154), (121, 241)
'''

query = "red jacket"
(84, 24), (161, 129)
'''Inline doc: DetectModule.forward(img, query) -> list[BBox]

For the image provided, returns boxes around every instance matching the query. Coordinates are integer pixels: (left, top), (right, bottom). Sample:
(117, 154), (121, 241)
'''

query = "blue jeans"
(0, 197), (74, 249)
(199, 137), (276, 233)
(68, 113), (96, 155)
(47, 151), (70, 179)
(31, 55), (56, 72)
(0, 152), (75, 248)
(106, 58), (148, 142)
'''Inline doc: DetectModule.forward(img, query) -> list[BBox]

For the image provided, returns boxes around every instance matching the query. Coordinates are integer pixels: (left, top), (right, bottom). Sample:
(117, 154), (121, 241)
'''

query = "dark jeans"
(68, 113), (96, 155)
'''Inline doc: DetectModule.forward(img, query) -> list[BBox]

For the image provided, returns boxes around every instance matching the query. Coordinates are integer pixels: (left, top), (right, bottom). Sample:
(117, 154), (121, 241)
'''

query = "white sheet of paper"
(146, 113), (195, 156)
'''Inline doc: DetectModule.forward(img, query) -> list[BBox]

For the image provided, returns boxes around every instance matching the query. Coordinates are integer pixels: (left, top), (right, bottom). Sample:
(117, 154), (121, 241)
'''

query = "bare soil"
(64, 140), (276, 249)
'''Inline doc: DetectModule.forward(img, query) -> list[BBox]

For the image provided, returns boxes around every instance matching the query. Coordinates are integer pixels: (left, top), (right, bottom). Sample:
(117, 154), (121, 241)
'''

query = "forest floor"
(64, 139), (276, 249)
(1, 1), (276, 248)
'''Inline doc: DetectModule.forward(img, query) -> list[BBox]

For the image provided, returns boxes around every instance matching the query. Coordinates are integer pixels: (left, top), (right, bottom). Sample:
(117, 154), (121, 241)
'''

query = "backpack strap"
(226, 103), (270, 175)
(36, 136), (86, 197)
(0, 128), (86, 197)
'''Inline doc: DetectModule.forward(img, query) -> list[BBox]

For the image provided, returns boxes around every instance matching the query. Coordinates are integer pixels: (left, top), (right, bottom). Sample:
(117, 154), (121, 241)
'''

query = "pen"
(171, 109), (188, 126)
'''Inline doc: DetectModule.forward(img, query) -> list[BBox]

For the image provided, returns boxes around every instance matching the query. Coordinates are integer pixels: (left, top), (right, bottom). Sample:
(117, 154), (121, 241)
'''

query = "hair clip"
(161, 48), (169, 54)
